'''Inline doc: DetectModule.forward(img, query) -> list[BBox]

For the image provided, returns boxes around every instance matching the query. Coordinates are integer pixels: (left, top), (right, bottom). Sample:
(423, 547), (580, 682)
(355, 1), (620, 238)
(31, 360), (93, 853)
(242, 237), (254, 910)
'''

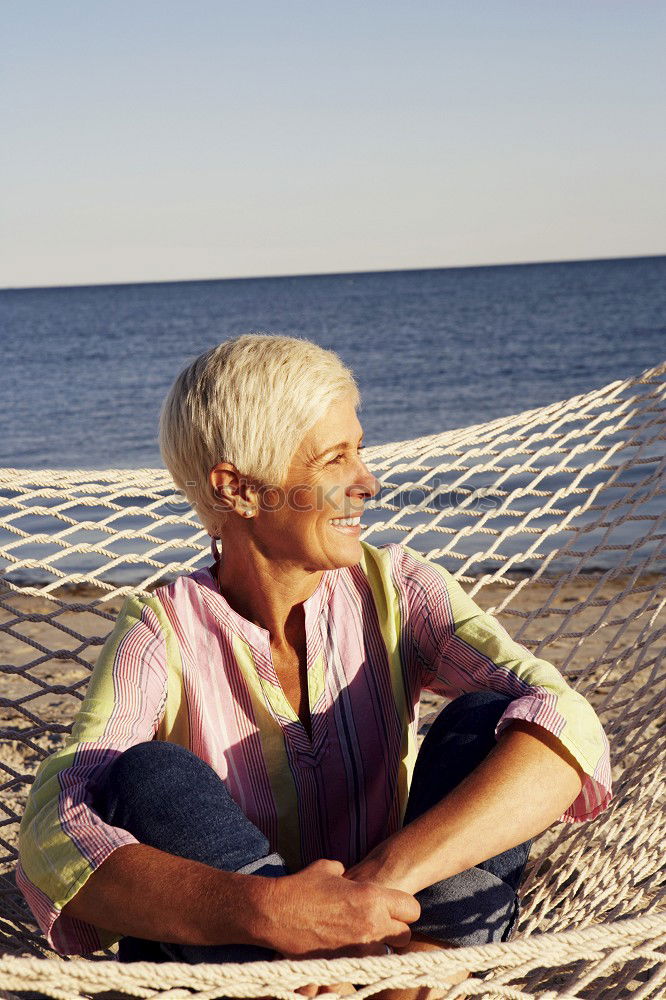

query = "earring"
(244, 509), (253, 518)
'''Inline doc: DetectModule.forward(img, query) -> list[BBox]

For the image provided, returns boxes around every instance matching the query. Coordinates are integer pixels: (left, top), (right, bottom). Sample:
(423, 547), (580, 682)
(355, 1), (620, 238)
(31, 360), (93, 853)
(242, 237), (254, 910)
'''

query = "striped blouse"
(17, 541), (612, 955)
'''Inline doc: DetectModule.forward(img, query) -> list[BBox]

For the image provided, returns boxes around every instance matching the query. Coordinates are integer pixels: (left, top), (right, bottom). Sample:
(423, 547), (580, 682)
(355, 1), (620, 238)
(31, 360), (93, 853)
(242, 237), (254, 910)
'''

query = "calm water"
(1, 257), (665, 583)
(2, 256), (665, 469)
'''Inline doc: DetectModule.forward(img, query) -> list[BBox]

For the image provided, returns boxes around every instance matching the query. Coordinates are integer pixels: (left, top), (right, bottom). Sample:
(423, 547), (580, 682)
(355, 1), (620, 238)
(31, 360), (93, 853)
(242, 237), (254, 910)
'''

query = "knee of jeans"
(414, 867), (519, 947)
(432, 691), (512, 735)
(96, 740), (227, 812)
(106, 740), (203, 781)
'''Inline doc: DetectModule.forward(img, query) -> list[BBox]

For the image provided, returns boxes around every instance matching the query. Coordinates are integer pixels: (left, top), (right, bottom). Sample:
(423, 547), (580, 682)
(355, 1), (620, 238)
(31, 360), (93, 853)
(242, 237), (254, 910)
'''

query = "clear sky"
(2, 0), (664, 288)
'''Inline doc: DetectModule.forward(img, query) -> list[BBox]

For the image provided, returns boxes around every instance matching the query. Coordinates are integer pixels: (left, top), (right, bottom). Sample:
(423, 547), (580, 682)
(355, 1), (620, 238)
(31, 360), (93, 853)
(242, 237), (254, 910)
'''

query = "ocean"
(1, 256), (665, 583)
(2, 255), (665, 469)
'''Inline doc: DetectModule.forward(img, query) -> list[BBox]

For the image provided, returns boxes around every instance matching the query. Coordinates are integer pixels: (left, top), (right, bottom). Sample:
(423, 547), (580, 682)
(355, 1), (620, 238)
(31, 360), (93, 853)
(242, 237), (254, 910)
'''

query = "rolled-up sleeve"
(400, 545), (612, 824)
(17, 594), (168, 955)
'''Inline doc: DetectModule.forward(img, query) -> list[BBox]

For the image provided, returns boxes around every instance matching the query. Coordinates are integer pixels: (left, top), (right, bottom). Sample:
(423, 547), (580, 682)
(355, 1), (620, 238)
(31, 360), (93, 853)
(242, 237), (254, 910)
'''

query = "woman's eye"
(329, 445), (364, 465)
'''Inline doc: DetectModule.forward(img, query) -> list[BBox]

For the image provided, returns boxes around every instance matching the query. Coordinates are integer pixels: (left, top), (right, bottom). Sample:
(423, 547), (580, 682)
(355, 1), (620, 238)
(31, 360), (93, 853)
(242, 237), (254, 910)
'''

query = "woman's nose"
(348, 462), (381, 500)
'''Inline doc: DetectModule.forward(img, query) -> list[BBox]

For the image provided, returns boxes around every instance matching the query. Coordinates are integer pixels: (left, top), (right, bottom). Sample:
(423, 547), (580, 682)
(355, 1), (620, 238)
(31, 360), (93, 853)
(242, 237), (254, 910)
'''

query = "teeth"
(330, 516), (361, 526)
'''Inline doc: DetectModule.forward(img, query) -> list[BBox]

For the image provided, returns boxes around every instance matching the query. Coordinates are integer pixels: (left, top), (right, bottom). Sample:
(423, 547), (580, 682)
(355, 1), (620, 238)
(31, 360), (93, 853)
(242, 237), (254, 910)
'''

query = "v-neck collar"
(193, 562), (339, 763)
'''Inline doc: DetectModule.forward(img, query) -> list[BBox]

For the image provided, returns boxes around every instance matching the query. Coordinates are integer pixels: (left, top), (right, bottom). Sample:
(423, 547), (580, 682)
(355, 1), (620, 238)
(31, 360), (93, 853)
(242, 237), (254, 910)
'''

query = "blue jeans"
(92, 691), (530, 964)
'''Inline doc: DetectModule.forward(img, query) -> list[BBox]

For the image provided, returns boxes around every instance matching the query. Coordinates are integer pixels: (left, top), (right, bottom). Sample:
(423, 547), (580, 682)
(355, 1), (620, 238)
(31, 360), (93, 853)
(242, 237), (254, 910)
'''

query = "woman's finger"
(384, 921), (413, 949)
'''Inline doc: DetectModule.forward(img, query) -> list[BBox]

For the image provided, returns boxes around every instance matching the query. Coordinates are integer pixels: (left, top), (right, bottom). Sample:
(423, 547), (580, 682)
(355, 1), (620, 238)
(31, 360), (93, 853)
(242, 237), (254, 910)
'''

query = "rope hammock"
(1, 361), (664, 999)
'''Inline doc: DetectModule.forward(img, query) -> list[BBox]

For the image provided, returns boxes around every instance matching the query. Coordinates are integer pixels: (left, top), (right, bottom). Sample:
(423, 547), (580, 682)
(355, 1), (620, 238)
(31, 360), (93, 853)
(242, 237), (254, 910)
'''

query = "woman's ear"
(209, 462), (240, 513)
(210, 464), (260, 517)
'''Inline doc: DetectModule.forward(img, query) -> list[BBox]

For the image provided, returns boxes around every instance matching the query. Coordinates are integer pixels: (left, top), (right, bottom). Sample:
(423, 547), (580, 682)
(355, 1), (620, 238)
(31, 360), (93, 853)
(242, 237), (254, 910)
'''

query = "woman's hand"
(260, 859), (419, 957)
(265, 859), (415, 998)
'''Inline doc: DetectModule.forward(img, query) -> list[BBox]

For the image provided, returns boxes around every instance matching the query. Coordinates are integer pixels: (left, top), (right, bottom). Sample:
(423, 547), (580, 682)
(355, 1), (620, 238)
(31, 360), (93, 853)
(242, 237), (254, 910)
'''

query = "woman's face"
(257, 395), (381, 572)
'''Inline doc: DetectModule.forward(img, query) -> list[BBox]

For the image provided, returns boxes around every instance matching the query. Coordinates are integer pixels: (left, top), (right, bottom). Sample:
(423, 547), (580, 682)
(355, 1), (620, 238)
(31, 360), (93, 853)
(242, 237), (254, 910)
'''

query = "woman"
(18, 334), (611, 992)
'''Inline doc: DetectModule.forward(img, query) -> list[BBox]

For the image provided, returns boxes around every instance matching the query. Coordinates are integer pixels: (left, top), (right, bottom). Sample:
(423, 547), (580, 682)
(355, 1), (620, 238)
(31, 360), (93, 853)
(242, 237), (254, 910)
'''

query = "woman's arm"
(344, 544), (611, 894)
(400, 545), (612, 824)
(17, 595), (169, 954)
(62, 845), (420, 955)
(346, 720), (583, 894)
(61, 844), (259, 945)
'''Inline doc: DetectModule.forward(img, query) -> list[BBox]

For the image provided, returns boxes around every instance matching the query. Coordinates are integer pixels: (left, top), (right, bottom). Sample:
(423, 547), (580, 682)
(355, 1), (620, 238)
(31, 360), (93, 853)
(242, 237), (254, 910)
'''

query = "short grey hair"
(159, 333), (360, 536)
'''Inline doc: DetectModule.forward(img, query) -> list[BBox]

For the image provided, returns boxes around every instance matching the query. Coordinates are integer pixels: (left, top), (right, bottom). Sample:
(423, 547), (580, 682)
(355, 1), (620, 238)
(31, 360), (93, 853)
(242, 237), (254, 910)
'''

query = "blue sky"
(2, 1), (664, 287)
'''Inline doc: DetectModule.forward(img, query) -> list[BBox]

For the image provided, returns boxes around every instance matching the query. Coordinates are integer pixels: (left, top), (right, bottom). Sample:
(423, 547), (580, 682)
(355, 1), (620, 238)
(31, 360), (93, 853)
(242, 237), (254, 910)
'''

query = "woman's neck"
(215, 541), (324, 647)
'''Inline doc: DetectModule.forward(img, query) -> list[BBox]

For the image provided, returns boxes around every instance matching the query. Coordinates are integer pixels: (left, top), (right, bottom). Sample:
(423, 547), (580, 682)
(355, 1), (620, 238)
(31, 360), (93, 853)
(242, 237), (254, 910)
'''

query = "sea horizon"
(2, 251), (664, 294)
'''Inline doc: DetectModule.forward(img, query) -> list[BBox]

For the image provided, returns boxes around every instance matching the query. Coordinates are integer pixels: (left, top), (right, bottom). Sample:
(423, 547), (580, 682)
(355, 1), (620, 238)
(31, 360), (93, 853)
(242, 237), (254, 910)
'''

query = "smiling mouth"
(329, 516), (362, 534)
